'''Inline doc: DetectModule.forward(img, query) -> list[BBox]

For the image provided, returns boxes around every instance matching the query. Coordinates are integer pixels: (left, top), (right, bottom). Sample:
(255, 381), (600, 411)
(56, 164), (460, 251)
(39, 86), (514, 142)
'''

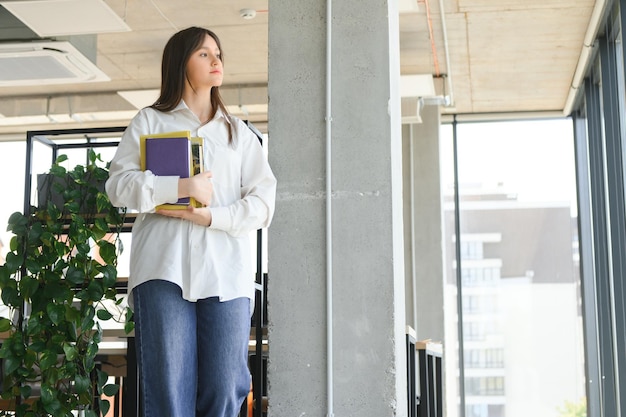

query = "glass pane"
(0, 140), (26, 265)
(442, 119), (585, 417)
(441, 123), (462, 417)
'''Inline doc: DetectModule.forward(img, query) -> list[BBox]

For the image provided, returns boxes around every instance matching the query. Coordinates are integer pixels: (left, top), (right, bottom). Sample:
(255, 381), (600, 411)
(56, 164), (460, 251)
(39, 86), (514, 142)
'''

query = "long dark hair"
(151, 27), (231, 129)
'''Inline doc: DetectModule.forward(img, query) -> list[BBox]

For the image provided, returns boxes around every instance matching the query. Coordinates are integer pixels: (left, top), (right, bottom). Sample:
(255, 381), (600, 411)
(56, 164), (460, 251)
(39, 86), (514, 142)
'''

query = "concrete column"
(267, 0), (407, 415)
(402, 105), (445, 343)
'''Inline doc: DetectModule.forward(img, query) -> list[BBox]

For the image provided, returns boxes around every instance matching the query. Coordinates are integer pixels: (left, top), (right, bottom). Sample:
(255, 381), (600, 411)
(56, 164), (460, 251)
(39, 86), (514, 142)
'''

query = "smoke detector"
(240, 8), (257, 19)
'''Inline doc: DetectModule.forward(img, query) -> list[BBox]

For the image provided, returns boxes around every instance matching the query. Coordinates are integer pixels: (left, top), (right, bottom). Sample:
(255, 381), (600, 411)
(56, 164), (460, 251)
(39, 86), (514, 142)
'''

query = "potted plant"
(0, 150), (132, 417)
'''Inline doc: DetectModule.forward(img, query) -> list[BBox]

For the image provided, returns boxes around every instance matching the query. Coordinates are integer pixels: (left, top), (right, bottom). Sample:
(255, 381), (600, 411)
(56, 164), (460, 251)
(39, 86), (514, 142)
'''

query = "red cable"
(421, 0), (441, 77)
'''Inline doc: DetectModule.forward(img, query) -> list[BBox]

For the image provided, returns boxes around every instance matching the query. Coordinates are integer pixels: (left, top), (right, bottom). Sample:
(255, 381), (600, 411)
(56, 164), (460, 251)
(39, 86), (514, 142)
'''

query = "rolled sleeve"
(154, 175), (181, 205)
(209, 206), (231, 230)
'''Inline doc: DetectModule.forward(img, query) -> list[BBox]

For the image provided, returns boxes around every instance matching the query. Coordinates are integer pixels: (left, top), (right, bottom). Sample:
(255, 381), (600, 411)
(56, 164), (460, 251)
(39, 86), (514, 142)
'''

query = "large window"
(0, 141), (26, 264)
(442, 119), (585, 417)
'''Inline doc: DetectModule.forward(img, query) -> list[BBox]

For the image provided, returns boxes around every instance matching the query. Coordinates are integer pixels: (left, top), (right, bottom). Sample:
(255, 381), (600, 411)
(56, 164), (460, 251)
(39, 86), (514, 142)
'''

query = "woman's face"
(185, 34), (223, 91)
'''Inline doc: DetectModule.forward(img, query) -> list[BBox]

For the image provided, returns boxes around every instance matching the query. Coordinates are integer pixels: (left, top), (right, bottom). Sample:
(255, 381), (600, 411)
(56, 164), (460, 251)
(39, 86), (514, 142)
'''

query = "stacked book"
(140, 130), (204, 210)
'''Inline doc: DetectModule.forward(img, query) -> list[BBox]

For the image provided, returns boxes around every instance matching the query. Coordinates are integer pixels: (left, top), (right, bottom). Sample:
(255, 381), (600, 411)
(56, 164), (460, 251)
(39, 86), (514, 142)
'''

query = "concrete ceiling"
(0, 0), (598, 138)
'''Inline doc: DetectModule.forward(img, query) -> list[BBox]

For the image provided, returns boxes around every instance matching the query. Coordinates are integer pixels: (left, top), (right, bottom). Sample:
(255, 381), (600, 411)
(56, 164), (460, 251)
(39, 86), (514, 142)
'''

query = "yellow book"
(140, 131), (204, 210)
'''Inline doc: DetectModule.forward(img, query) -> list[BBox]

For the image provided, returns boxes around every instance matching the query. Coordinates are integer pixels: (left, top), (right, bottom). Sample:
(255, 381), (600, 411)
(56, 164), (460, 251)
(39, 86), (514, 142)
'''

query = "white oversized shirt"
(105, 102), (276, 304)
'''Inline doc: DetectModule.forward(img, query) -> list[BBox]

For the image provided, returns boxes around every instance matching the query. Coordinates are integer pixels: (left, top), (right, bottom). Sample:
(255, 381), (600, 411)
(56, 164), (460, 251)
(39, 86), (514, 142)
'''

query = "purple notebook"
(145, 137), (191, 204)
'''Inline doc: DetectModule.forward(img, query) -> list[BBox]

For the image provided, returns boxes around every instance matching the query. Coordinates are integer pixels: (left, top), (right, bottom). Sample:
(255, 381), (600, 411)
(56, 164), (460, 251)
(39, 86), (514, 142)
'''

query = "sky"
(439, 118), (578, 213)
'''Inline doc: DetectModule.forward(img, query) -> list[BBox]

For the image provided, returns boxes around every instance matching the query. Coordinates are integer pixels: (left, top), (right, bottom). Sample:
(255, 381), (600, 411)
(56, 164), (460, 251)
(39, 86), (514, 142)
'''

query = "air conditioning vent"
(0, 41), (109, 86)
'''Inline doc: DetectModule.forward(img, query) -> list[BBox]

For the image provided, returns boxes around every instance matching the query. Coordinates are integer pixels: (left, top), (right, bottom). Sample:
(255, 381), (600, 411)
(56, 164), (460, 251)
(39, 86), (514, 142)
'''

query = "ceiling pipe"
(325, 0), (335, 416)
(437, 0), (454, 107)
(419, 0), (454, 106)
(423, 0), (441, 76)
(563, 0), (607, 116)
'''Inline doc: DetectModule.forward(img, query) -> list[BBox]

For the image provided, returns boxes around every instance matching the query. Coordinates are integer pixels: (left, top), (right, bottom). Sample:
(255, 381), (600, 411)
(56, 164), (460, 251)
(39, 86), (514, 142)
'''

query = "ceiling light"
(0, 0), (131, 37)
(117, 89), (160, 109)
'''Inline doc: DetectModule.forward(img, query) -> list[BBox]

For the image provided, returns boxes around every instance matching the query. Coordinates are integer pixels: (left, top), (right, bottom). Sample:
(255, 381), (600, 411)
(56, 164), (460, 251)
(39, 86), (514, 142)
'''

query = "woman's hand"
(157, 206), (213, 226)
(178, 171), (213, 206)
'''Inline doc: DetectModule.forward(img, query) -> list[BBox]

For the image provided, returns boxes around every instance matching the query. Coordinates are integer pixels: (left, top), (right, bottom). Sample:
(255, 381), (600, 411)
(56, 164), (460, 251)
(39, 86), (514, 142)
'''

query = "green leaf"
(96, 368), (109, 390)
(76, 242), (91, 256)
(9, 235), (19, 251)
(47, 304), (65, 326)
(83, 355), (95, 373)
(97, 240), (117, 265)
(73, 373), (90, 395)
(51, 334), (66, 349)
(86, 280), (104, 301)
(99, 398), (111, 416)
(5, 252), (24, 272)
(45, 282), (72, 303)
(0, 317), (11, 332)
(29, 340), (47, 352)
(104, 288), (118, 301)
(42, 269), (61, 284)
(0, 338), (13, 357)
(19, 384), (32, 399)
(64, 304), (80, 322)
(27, 221), (43, 245)
(66, 321), (78, 342)
(26, 316), (42, 336)
(87, 340), (99, 359)
(62, 343), (78, 361)
(39, 350), (58, 370)
(66, 201), (80, 213)
(102, 383), (119, 397)
(40, 383), (63, 416)
(53, 239), (68, 257)
(7, 212), (28, 235)
(16, 366), (31, 378)
(19, 275), (39, 299)
(96, 193), (110, 214)
(92, 218), (108, 240)
(88, 149), (97, 164)
(54, 154), (68, 165)
(81, 306), (95, 332)
(46, 202), (62, 221)
(93, 168), (108, 184)
(60, 360), (77, 379)
(65, 266), (84, 285)
(124, 320), (135, 335)
(24, 349), (36, 368)
(99, 264), (117, 289)
(0, 265), (11, 287)
(3, 356), (20, 374)
(25, 256), (44, 275)
(106, 209), (124, 228)
(96, 309), (113, 321)
(1, 286), (20, 307)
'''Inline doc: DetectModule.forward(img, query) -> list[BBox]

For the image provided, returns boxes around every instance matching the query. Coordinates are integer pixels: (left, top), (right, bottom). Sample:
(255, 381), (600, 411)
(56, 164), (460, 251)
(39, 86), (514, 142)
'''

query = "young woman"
(106, 27), (276, 417)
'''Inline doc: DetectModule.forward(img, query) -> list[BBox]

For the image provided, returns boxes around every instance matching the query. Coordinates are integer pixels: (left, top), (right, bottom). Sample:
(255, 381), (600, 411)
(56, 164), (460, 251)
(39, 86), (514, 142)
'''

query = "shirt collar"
(174, 100), (231, 125)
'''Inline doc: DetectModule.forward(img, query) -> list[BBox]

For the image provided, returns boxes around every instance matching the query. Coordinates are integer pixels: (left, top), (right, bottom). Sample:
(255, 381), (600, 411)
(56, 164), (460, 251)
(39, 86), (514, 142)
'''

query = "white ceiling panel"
(0, 0), (130, 36)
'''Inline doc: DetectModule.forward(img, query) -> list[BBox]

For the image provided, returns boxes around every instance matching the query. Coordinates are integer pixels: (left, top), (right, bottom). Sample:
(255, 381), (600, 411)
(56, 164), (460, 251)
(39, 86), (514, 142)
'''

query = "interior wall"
(402, 106), (446, 342)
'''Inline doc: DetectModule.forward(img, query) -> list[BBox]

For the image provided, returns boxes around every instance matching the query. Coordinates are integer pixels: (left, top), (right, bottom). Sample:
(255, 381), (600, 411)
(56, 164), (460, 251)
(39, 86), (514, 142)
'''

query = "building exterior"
(444, 191), (585, 417)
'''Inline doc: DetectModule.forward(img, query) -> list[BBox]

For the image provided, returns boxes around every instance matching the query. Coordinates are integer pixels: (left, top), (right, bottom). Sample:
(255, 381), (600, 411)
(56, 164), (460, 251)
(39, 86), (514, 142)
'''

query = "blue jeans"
(133, 280), (251, 417)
